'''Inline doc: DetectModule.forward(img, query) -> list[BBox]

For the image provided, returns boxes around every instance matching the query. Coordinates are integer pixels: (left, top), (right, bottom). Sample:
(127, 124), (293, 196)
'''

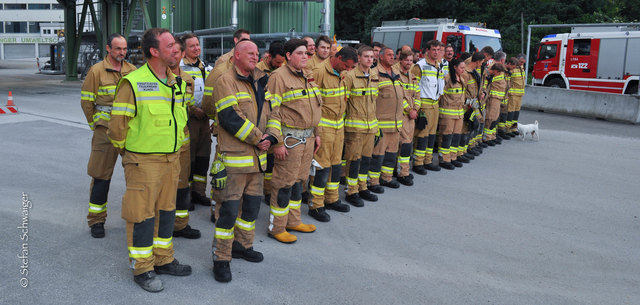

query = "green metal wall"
(167, 0), (334, 35)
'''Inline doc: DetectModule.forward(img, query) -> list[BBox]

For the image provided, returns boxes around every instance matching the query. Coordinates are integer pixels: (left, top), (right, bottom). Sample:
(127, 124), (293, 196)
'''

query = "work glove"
(209, 159), (227, 190)
(416, 110), (428, 130)
(374, 128), (383, 147)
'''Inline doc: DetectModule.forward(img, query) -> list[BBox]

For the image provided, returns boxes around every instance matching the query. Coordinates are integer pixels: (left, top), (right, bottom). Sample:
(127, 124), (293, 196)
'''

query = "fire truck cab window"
(572, 39), (591, 56)
(538, 44), (557, 60)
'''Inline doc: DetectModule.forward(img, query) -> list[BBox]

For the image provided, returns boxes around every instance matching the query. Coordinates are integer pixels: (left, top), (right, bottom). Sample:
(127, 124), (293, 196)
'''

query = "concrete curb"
(522, 85), (640, 124)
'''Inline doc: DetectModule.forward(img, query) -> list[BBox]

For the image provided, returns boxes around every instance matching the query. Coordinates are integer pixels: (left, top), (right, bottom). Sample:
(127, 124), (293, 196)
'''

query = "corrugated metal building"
(146, 0), (334, 36)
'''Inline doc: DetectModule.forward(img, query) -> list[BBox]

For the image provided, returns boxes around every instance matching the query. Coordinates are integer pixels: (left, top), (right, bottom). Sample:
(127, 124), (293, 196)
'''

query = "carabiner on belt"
(284, 134), (306, 149)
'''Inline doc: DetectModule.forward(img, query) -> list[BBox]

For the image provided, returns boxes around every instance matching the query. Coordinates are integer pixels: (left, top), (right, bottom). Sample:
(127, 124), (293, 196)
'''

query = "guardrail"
(522, 85), (640, 124)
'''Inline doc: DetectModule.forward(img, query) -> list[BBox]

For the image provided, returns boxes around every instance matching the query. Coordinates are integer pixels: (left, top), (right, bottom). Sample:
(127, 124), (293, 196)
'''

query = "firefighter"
(412, 40), (445, 175)
(342, 45), (380, 207)
(506, 57), (525, 136)
(170, 36), (201, 239)
(80, 33), (136, 238)
(371, 41), (384, 68)
(180, 33), (213, 207)
(443, 44), (455, 65)
(462, 52), (486, 158)
(211, 40), (272, 282)
(256, 42), (285, 206)
(396, 49), (419, 186)
(483, 63), (507, 146)
(214, 29), (251, 68)
(477, 46), (495, 148)
(256, 42), (286, 75)
(303, 36), (316, 58)
(369, 47), (406, 191)
(491, 51), (512, 141)
(265, 38), (322, 244)
(307, 35), (332, 71)
(438, 58), (468, 170)
(308, 46), (358, 222)
(108, 28), (192, 292)
(204, 29), (251, 222)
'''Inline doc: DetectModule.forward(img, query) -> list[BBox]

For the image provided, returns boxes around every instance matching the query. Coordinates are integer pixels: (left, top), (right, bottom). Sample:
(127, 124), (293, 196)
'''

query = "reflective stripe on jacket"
(343, 67), (379, 134)
(80, 56), (136, 130)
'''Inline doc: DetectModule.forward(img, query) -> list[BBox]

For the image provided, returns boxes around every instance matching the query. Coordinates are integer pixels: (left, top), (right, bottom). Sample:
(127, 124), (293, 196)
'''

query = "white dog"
(516, 120), (539, 141)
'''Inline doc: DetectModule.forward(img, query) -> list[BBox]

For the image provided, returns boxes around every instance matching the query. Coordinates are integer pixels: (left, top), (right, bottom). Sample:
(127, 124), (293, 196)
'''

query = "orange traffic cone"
(7, 91), (15, 106)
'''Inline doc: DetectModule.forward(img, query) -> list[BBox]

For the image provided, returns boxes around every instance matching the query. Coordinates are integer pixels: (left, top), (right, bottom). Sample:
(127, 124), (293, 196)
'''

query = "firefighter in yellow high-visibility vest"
(80, 33), (136, 238)
(108, 28), (192, 292)
(506, 57), (525, 136)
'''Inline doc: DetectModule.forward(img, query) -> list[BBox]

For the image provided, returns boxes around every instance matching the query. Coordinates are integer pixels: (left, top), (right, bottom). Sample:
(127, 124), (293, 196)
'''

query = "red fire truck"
(532, 28), (640, 94)
(371, 18), (502, 56)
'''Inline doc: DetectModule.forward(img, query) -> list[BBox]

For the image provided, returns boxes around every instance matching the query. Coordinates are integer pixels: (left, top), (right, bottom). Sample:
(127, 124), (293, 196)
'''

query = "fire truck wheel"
(546, 78), (566, 88)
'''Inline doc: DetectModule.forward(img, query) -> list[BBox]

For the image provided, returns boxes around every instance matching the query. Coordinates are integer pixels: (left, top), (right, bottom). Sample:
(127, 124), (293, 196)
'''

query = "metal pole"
(303, 1), (308, 33)
(321, 0), (330, 36)
(525, 25), (531, 85)
(520, 11), (524, 55)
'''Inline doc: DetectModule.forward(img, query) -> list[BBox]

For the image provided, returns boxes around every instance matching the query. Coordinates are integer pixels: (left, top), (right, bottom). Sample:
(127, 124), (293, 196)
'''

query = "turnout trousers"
(213, 172), (262, 261)
(310, 127), (344, 208)
(86, 126), (120, 227)
(269, 136), (315, 235)
(343, 132), (376, 196)
(121, 152), (179, 276)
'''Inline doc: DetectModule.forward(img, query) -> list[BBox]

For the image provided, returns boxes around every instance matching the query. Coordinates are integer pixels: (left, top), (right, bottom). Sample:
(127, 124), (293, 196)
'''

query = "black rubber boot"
(368, 184), (384, 194)
(440, 162), (455, 170)
(325, 200), (350, 212)
(397, 175), (414, 186)
(231, 241), (264, 263)
(173, 225), (201, 239)
(134, 271), (163, 292)
(213, 261), (232, 283)
(308, 207), (331, 222)
(345, 193), (364, 207)
(380, 179), (400, 188)
(90, 223), (105, 238)
(359, 189), (378, 202)
(413, 165), (427, 175)
(154, 259), (192, 276)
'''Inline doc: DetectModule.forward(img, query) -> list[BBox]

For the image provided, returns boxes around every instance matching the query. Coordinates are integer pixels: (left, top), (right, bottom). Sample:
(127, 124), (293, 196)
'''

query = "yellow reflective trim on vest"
(509, 88), (525, 94)
(235, 91), (251, 101)
(493, 74), (505, 81)
(420, 98), (438, 105)
(176, 210), (188, 218)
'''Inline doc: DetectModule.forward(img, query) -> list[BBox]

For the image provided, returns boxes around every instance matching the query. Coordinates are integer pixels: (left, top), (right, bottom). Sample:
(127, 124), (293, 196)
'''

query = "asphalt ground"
(1, 60), (640, 304)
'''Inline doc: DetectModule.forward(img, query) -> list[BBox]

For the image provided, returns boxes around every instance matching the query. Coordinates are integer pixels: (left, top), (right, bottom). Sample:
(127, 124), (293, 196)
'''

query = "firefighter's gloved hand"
(209, 159), (227, 190)
(416, 110), (427, 130)
(374, 128), (383, 147)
